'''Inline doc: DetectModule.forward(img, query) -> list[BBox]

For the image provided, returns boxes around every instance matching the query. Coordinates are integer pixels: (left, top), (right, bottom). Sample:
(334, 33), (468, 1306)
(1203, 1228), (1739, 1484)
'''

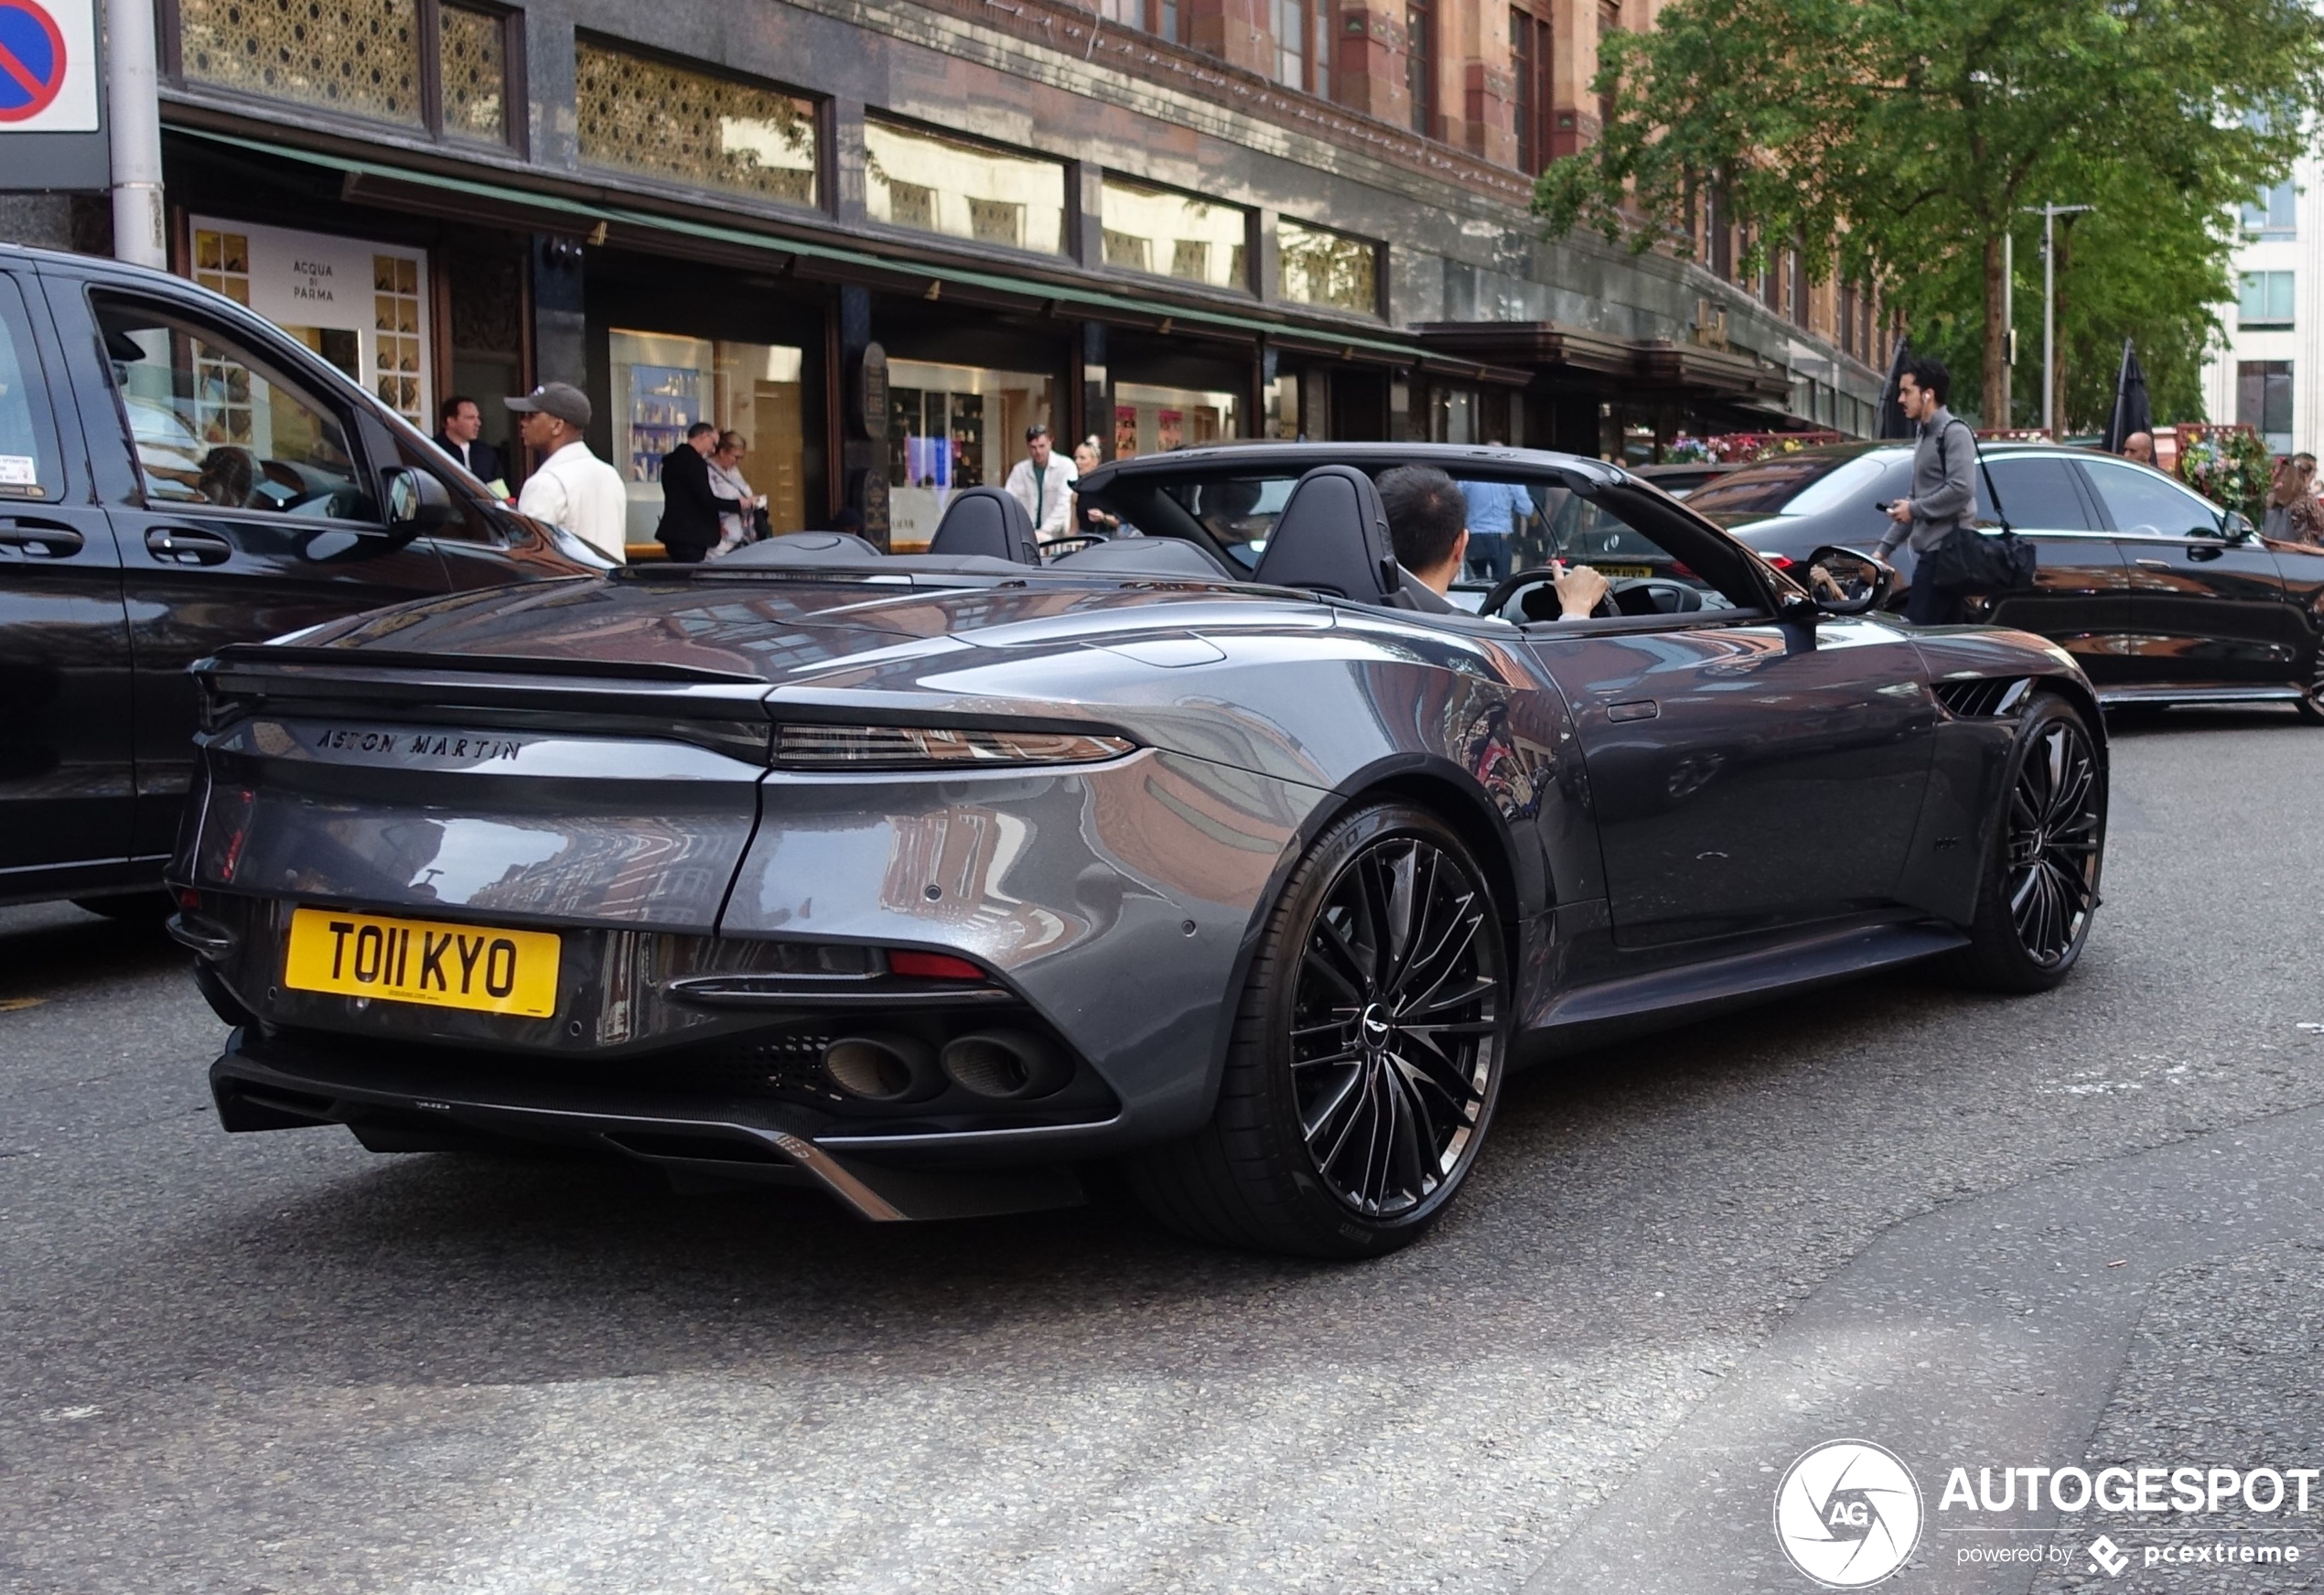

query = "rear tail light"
(1759, 553), (1796, 571)
(774, 724), (1135, 769)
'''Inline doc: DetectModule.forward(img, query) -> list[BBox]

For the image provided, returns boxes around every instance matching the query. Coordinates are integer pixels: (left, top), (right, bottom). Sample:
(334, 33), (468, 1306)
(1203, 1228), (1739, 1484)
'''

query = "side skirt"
(1518, 918), (1970, 1059)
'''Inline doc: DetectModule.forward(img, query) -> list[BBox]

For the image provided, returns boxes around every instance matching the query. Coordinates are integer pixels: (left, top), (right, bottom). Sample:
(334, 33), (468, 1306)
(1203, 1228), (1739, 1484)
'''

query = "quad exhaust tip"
(821, 1029), (1067, 1102)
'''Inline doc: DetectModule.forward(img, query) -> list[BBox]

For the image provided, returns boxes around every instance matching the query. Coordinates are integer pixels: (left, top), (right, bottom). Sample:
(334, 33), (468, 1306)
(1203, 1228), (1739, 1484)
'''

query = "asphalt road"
(5, 708), (2322, 1594)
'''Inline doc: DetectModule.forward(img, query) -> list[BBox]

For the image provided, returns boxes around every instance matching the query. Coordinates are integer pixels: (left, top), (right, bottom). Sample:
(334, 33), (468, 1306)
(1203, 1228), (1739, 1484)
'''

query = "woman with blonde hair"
(1071, 435), (1121, 535)
(2263, 452), (2324, 545)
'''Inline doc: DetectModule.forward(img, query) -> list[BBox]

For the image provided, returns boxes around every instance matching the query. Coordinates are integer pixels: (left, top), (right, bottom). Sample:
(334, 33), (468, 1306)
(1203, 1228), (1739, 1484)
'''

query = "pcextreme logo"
(1774, 1439), (1925, 1589)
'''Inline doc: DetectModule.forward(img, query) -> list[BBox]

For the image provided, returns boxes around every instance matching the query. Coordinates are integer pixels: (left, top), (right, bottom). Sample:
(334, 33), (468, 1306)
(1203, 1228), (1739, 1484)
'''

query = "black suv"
(0, 244), (596, 912)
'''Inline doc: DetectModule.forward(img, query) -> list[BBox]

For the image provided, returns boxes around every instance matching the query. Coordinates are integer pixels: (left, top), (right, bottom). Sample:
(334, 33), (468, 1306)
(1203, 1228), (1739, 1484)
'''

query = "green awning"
(167, 123), (1463, 369)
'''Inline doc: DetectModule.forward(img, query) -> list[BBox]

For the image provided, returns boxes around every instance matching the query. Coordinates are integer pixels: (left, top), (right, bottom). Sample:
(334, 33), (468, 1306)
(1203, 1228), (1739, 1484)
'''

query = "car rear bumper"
(210, 1023), (1109, 1221)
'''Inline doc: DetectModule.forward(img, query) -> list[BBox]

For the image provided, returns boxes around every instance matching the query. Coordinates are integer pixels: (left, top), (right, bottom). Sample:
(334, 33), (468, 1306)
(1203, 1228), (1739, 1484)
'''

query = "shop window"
(1114, 382), (1237, 458)
(190, 218), (433, 427)
(865, 120), (1066, 256)
(92, 296), (372, 521)
(438, 5), (510, 144)
(1430, 385), (1478, 444)
(1101, 178), (1252, 291)
(178, 0), (516, 145)
(884, 360), (1053, 549)
(608, 330), (809, 544)
(2237, 360), (2294, 454)
(2238, 270), (2295, 329)
(576, 40), (817, 208)
(1277, 219), (1380, 316)
(1511, 6), (1553, 176)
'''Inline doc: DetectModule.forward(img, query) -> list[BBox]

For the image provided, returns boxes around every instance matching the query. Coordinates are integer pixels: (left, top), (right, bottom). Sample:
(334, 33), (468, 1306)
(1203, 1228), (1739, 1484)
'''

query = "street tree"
(1539, 0), (2324, 425)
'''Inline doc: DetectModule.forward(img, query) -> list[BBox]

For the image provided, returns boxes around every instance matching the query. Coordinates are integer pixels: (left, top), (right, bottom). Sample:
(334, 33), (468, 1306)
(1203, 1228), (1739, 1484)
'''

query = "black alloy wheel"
(1291, 835), (1499, 1218)
(1124, 801), (1510, 1257)
(1946, 692), (2106, 992)
(2297, 649), (2324, 724)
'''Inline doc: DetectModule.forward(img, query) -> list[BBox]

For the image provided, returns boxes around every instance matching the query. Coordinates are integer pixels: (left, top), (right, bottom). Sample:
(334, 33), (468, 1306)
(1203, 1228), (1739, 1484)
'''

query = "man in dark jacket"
(433, 395), (504, 489)
(657, 422), (724, 563)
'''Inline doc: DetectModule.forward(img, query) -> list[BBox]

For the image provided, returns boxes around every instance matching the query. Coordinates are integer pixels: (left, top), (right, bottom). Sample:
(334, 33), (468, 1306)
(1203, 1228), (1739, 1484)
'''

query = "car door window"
(0, 276), (61, 501)
(91, 295), (377, 523)
(1974, 458), (2093, 529)
(1502, 481), (1767, 624)
(2081, 459), (2223, 538)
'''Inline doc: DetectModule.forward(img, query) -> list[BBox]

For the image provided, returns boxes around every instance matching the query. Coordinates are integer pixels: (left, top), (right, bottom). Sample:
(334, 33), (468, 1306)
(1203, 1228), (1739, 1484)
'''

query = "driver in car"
(1377, 466), (1609, 618)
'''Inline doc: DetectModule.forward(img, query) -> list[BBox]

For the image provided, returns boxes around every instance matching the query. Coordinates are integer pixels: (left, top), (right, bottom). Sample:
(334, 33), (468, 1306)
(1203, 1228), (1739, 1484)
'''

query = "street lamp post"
(106, 0), (168, 269)
(2021, 201), (2093, 437)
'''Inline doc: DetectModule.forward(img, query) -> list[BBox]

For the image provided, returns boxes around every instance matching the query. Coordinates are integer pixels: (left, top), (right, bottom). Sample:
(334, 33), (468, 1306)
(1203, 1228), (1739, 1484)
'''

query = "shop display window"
(884, 360), (1053, 549)
(191, 220), (432, 429)
(1099, 178), (1251, 292)
(865, 121), (1066, 256)
(1277, 219), (1381, 316)
(608, 330), (808, 543)
(576, 42), (817, 207)
(1114, 382), (1237, 458)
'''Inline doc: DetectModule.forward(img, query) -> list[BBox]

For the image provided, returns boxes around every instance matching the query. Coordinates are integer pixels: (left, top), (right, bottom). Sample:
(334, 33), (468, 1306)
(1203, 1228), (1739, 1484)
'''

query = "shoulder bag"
(1919, 420), (2038, 593)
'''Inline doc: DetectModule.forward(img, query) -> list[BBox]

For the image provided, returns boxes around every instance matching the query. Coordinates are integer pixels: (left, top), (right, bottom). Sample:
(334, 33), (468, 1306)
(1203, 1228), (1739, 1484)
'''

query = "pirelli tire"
(1124, 800), (1511, 1259)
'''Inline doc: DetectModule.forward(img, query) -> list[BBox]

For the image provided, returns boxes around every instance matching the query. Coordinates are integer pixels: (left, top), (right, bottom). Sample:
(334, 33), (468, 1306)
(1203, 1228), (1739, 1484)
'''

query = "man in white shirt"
(506, 383), (628, 564)
(1002, 424), (1075, 542)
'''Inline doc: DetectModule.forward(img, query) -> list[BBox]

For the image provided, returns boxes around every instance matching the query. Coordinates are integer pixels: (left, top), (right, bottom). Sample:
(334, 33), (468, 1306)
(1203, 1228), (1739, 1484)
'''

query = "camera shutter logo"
(1773, 1439), (1923, 1588)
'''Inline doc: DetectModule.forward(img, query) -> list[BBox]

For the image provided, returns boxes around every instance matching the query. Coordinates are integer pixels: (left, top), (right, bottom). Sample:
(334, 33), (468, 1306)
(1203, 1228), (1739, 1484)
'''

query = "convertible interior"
(715, 462), (1785, 630)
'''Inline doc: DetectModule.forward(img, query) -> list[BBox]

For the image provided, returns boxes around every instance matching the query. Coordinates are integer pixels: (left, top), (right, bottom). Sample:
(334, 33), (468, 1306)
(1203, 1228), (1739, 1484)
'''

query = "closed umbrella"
(2101, 339), (2152, 455)
(1876, 337), (1913, 439)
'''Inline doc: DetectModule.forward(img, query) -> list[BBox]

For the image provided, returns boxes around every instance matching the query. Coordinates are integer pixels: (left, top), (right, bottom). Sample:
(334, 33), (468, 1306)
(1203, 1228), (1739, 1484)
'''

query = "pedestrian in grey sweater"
(1875, 356), (1978, 625)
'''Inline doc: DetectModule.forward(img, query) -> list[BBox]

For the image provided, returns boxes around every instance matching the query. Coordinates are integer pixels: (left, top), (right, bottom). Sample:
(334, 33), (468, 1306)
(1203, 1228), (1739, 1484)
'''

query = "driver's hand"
(1807, 563), (1844, 600)
(1553, 561), (1611, 620)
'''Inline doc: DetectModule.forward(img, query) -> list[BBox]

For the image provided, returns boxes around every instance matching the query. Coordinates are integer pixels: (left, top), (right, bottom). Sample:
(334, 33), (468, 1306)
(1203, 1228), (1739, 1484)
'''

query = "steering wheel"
(1482, 568), (1705, 623)
(1482, 565), (1605, 620)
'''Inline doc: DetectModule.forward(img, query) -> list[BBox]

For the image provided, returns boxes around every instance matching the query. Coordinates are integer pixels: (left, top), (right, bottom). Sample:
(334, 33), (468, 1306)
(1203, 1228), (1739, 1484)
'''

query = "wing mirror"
(2219, 509), (2257, 542)
(382, 466), (454, 538)
(1801, 544), (1895, 616)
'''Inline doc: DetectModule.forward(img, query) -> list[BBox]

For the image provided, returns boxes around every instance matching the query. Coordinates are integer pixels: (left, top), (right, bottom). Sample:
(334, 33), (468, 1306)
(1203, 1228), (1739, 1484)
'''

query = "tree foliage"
(1538, 0), (2324, 426)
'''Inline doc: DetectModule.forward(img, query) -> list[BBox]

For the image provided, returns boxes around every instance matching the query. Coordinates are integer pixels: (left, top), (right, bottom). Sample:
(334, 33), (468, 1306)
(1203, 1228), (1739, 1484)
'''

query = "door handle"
(1606, 699), (1660, 723)
(2133, 557), (2171, 569)
(145, 527), (233, 566)
(0, 519), (84, 557)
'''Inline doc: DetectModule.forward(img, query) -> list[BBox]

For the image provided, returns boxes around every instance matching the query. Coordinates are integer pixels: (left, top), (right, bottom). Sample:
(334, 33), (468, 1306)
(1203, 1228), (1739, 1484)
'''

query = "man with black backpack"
(1875, 357), (1979, 624)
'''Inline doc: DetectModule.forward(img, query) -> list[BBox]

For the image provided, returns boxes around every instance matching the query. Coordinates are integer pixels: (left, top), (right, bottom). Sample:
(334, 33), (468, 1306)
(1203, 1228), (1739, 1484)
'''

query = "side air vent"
(1932, 677), (2032, 718)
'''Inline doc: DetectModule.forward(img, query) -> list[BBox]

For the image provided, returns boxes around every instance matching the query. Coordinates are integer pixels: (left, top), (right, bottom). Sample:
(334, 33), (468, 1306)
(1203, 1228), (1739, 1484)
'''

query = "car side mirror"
(382, 466), (453, 538)
(1802, 544), (1894, 616)
(2219, 509), (2256, 542)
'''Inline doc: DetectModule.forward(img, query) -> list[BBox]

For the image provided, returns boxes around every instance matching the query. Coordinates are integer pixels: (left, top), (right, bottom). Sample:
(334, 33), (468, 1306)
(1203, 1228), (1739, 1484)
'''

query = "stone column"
(1183, 0), (1275, 77)
(1331, 5), (1409, 126)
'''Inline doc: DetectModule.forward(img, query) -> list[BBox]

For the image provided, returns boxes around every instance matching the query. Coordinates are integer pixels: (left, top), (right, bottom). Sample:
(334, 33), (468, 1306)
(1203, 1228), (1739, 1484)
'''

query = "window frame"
(1510, 5), (1554, 177)
(1098, 173), (1255, 294)
(2237, 269), (2296, 329)
(2074, 457), (2232, 541)
(0, 273), (67, 504)
(861, 113), (1072, 259)
(1275, 216), (1385, 318)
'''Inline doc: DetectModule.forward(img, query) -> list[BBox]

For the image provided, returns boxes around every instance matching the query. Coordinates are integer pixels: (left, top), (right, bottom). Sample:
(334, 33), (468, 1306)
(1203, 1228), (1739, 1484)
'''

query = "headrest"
(720, 530), (883, 566)
(1250, 466), (1400, 602)
(929, 487), (1038, 565)
(1049, 536), (1232, 579)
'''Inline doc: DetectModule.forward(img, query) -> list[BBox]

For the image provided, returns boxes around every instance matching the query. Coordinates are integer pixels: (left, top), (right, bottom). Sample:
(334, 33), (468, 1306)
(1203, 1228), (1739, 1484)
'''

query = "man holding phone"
(1874, 356), (1978, 625)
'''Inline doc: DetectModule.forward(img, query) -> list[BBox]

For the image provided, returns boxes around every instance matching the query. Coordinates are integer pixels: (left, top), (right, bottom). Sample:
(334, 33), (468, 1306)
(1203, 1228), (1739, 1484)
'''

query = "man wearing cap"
(507, 382), (627, 563)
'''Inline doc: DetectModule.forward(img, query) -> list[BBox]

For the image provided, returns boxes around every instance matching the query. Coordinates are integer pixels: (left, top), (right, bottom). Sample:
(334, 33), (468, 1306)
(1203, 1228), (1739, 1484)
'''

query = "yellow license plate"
(1595, 563), (1654, 579)
(283, 907), (561, 1018)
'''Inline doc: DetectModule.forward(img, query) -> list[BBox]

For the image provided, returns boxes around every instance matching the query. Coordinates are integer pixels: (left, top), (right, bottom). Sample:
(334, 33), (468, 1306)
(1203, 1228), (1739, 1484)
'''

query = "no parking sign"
(0, 0), (107, 190)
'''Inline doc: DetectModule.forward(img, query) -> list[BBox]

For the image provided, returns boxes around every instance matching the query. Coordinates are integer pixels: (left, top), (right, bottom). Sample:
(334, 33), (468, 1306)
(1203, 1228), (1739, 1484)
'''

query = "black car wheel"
(1126, 801), (1509, 1258)
(1945, 694), (2105, 992)
(2297, 649), (2324, 724)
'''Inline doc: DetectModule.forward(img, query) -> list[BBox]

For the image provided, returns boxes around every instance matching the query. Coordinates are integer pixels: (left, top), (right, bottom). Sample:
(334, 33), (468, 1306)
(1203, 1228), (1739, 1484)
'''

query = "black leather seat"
(928, 487), (1039, 565)
(1249, 465), (1404, 604)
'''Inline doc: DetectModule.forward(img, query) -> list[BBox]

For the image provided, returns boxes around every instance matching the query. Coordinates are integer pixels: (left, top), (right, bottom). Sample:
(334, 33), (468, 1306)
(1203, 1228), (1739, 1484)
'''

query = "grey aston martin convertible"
(170, 445), (2107, 1257)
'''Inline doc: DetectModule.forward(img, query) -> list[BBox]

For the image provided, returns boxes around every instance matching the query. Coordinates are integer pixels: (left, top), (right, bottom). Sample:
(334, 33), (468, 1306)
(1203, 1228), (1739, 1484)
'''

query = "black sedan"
(177, 445), (2105, 1257)
(1688, 441), (2324, 721)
